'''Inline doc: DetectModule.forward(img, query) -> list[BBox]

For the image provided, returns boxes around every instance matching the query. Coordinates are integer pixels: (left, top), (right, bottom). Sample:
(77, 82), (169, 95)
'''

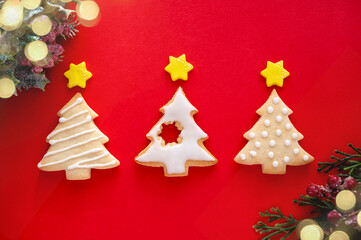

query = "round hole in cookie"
(158, 121), (183, 146)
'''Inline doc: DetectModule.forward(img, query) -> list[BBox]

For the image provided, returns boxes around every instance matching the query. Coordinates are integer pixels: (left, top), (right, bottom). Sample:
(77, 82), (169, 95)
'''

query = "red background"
(1, 0), (361, 239)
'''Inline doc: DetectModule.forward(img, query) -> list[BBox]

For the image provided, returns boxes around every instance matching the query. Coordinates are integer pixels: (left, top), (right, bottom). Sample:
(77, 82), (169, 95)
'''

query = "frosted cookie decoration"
(234, 89), (313, 174)
(261, 60), (290, 87)
(38, 93), (119, 180)
(135, 87), (217, 177)
(164, 54), (193, 81)
(64, 62), (92, 89)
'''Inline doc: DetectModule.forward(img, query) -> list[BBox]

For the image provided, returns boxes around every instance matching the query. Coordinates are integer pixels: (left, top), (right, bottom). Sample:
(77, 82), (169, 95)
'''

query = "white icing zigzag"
(47, 115), (92, 139)
(49, 129), (96, 145)
(44, 135), (104, 157)
(59, 110), (88, 123)
(38, 148), (103, 168)
(60, 97), (83, 114)
(38, 94), (119, 177)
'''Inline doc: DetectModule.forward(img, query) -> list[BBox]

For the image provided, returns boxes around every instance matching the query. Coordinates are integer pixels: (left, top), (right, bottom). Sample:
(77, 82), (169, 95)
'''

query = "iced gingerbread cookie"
(38, 93), (119, 180)
(135, 87), (217, 177)
(234, 89), (313, 174)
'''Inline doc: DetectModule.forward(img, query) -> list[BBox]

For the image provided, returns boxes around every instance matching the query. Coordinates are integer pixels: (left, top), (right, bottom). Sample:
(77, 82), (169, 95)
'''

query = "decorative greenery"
(253, 208), (299, 240)
(293, 195), (334, 213)
(0, 1), (80, 93)
(318, 144), (361, 181)
(254, 144), (361, 239)
(14, 65), (49, 91)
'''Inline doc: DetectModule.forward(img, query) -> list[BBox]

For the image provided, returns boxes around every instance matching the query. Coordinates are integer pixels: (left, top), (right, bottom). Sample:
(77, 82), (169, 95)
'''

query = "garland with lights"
(0, 0), (100, 99)
(254, 144), (361, 240)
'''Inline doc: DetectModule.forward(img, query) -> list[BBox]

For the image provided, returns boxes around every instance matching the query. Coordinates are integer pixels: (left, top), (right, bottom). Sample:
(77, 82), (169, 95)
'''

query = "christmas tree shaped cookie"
(135, 87), (217, 177)
(38, 93), (119, 180)
(235, 61), (313, 174)
(234, 89), (313, 174)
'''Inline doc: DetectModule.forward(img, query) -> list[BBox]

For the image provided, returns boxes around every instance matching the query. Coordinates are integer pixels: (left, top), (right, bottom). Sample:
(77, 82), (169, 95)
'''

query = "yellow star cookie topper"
(261, 60), (290, 87)
(164, 54), (193, 81)
(64, 62), (92, 88)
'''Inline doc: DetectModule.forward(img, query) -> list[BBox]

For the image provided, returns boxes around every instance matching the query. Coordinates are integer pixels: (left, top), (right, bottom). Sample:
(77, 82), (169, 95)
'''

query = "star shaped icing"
(260, 60), (290, 87)
(64, 62), (92, 88)
(164, 54), (193, 81)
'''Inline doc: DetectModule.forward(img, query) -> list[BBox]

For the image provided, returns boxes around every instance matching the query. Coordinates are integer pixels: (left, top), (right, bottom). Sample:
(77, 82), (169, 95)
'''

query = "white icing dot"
(276, 129), (282, 136)
(282, 107), (288, 115)
(250, 151), (257, 157)
(286, 123), (291, 130)
(255, 141), (261, 148)
(264, 119), (270, 127)
(285, 140), (291, 146)
(59, 117), (66, 123)
(276, 115), (282, 122)
(240, 154), (246, 160)
(249, 132), (256, 138)
(262, 131), (268, 138)
(267, 106), (274, 113)
(293, 148), (300, 155)
(292, 133), (298, 139)
(268, 151), (274, 158)
(303, 155), (309, 161)
(272, 161), (279, 167)
(273, 97), (280, 104)
(283, 156), (290, 163)
(269, 140), (276, 147)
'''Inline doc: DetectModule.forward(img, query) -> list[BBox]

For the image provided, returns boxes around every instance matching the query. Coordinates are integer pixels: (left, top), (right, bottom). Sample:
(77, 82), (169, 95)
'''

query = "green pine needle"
(318, 144), (361, 180)
(253, 208), (299, 240)
(293, 195), (334, 212)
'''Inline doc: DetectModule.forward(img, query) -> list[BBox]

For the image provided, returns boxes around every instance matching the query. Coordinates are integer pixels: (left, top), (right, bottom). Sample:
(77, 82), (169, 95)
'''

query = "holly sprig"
(318, 144), (361, 180)
(253, 208), (299, 240)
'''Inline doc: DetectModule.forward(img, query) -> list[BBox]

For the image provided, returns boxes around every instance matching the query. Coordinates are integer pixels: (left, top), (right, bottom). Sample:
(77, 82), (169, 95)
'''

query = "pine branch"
(62, 14), (80, 39)
(55, 54), (64, 63)
(317, 144), (361, 180)
(293, 195), (334, 212)
(253, 208), (299, 240)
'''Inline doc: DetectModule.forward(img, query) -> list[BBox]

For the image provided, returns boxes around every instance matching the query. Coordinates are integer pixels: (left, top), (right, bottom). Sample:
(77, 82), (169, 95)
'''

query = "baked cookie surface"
(38, 93), (119, 180)
(136, 87), (217, 177)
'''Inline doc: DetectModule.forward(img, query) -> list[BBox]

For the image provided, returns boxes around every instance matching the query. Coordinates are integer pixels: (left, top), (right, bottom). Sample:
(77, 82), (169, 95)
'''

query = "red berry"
(329, 189), (341, 200)
(32, 66), (43, 73)
(327, 175), (342, 189)
(56, 25), (64, 35)
(327, 210), (342, 225)
(48, 44), (55, 53)
(53, 44), (64, 56)
(42, 31), (56, 43)
(51, 20), (57, 31)
(63, 25), (70, 36)
(306, 184), (322, 198)
(20, 56), (32, 66)
(343, 177), (357, 190)
(43, 58), (54, 68)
